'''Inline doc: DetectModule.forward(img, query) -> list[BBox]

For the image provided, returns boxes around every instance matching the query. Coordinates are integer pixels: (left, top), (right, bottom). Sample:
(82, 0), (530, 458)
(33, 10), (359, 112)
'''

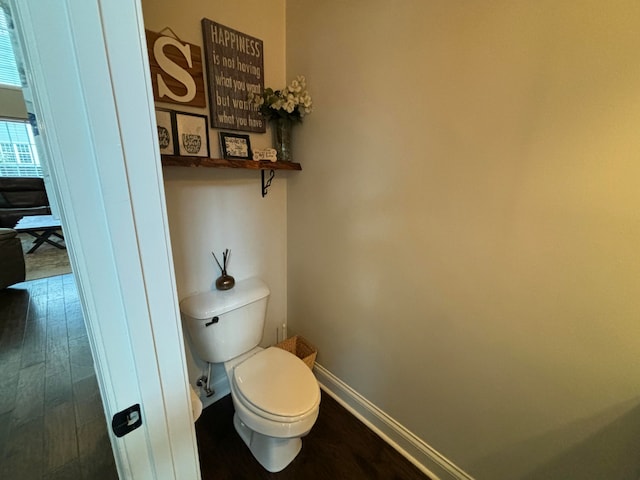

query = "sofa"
(0, 177), (51, 228)
(0, 228), (26, 288)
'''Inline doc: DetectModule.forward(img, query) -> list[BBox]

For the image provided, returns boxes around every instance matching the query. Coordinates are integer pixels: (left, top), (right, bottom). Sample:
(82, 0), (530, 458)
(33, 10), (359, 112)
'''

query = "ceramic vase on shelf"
(272, 117), (292, 162)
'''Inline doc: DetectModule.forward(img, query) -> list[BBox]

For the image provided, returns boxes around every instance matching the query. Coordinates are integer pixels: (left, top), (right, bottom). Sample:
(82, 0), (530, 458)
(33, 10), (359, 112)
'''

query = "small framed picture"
(155, 109), (175, 155)
(219, 132), (252, 160)
(175, 112), (210, 157)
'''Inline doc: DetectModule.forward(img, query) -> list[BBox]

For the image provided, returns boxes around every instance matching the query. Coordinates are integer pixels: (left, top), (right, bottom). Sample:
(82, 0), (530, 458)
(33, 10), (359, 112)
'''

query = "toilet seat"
(233, 347), (320, 423)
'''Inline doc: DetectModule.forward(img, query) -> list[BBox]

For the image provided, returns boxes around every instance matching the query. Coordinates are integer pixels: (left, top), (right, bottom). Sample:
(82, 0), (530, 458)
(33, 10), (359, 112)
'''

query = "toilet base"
(233, 413), (302, 473)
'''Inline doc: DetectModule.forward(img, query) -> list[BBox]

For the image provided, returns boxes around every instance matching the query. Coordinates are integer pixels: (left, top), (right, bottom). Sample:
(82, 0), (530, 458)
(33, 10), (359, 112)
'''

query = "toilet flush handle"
(205, 316), (219, 327)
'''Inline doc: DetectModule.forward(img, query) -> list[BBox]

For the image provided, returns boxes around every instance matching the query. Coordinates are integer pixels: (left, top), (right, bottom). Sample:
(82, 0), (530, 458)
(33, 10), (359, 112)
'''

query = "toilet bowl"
(180, 277), (321, 472)
(227, 347), (320, 435)
(189, 384), (203, 421)
(225, 346), (320, 472)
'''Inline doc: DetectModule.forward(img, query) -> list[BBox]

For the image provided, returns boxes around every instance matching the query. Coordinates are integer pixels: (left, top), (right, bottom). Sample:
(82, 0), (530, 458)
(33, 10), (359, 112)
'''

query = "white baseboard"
(314, 363), (474, 480)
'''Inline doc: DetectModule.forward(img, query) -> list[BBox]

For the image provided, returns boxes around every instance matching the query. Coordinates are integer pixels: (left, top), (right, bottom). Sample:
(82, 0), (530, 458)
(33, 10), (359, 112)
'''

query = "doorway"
(2, 1), (201, 478)
(0, 4), (117, 476)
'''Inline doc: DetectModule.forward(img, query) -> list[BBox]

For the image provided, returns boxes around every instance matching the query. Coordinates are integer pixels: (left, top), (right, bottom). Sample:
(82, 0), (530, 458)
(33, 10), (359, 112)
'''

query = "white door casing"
(7, 0), (200, 478)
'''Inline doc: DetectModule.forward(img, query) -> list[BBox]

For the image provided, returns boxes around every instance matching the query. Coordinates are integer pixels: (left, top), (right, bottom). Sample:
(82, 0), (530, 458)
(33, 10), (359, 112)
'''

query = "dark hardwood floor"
(2, 274), (430, 479)
(196, 391), (431, 480)
(0, 274), (117, 479)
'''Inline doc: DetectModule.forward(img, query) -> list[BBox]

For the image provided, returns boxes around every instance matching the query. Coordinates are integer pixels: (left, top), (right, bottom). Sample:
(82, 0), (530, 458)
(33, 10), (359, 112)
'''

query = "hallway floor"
(0, 274), (117, 479)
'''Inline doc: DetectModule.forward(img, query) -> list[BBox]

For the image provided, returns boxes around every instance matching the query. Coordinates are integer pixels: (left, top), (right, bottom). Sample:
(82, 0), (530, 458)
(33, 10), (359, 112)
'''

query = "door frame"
(7, 0), (200, 477)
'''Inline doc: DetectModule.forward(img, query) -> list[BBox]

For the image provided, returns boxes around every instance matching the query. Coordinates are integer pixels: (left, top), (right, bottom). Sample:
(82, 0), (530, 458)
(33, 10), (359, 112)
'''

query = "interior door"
(7, 0), (200, 478)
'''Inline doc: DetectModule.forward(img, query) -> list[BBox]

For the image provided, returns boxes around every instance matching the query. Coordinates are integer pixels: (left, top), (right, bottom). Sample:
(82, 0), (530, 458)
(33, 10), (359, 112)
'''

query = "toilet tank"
(180, 277), (270, 363)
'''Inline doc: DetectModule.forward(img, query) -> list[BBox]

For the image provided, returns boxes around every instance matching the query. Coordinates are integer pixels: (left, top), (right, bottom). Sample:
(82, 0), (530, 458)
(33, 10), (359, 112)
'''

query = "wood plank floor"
(2, 274), (431, 479)
(0, 274), (117, 479)
(196, 391), (431, 479)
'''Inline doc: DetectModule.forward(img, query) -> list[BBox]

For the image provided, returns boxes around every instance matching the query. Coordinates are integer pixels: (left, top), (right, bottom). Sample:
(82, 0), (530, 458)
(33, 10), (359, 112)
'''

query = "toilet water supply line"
(197, 362), (214, 397)
(206, 362), (213, 396)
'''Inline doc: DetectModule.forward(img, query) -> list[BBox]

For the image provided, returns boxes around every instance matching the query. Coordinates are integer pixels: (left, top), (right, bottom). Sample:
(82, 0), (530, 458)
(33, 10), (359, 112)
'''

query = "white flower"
(247, 74), (313, 121)
(271, 98), (285, 110)
(289, 80), (301, 93)
(251, 94), (264, 106)
(284, 100), (296, 113)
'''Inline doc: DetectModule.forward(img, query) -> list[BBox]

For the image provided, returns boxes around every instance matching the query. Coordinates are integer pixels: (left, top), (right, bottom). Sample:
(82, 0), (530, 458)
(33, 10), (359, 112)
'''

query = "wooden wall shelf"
(160, 155), (301, 197)
(161, 155), (302, 171)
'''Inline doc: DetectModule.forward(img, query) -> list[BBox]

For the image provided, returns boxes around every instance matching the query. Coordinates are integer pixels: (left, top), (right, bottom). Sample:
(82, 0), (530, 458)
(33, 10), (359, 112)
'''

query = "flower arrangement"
(248, 75), (313, 122)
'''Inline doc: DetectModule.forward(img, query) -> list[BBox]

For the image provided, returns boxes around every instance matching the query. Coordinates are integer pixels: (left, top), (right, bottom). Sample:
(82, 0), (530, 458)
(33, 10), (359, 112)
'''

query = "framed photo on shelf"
(219, 132), (252, 160)
(155, 109), (175, 155)
(175, 112), (210, 157)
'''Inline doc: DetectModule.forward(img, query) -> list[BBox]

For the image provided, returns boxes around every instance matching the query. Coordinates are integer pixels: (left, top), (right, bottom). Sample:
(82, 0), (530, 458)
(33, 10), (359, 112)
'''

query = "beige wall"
(0, 85), (27, 120)
(287, 1), (640, 478)
(141, 0), (288, 386)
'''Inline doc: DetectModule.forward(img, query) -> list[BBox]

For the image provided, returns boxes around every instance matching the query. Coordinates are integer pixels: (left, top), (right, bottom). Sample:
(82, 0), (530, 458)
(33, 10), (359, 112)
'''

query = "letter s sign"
(154, 37), (196, 103)
(146, 30), (206, 108)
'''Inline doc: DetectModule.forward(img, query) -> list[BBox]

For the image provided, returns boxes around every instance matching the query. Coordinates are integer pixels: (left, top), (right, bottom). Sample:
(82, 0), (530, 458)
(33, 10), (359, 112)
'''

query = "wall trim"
(314, 363), (474, 480)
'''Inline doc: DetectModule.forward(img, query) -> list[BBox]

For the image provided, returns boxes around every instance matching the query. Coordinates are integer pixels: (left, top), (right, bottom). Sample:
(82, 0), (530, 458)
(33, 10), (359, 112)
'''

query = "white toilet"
(189, 384), (203, 421)
(180, 277), (320, 473)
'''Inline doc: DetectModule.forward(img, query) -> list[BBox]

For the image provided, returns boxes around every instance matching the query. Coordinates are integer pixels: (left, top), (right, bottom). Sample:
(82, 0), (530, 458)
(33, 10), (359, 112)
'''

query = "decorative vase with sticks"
(212, 249), (235, 290)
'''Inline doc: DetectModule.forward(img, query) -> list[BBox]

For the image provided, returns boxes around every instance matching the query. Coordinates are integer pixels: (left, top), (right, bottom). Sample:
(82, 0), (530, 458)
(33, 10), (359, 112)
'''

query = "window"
(0, 6), (21, 87)
(0, 120), (42, 177)
(0, 6), (41, 177)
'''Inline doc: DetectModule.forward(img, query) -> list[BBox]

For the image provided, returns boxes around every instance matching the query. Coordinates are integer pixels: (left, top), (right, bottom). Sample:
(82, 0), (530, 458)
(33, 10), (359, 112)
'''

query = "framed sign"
(155, 109), (175, 155)
(219, 132), (252, 160)
(201, 19), (265, 133)
(175, 112), (210, 157)
(146, 29), (206, 108)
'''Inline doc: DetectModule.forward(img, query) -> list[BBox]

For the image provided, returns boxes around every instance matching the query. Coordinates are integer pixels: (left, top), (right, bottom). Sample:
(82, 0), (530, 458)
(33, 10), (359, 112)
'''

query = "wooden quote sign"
(201, 19), (265, 133)
(146, 29), (206, 108)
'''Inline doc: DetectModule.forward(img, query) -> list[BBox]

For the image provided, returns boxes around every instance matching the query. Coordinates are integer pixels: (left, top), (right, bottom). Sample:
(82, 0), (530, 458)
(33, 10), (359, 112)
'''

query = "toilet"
(180, 277), (320, 473)
(189, 384), (203, 421)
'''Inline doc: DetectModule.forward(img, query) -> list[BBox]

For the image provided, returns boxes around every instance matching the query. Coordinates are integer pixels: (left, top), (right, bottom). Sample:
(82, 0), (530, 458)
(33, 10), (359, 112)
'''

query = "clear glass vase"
(272, 117), (292, 162)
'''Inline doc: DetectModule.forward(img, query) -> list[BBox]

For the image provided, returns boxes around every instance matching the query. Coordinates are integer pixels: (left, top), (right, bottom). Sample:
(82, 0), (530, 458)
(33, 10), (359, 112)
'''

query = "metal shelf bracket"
(261, 169), (275, 197)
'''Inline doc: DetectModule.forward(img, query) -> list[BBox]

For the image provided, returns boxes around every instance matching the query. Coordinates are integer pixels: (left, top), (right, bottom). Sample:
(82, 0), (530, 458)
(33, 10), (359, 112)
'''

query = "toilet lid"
(233, 347), (320, 418)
